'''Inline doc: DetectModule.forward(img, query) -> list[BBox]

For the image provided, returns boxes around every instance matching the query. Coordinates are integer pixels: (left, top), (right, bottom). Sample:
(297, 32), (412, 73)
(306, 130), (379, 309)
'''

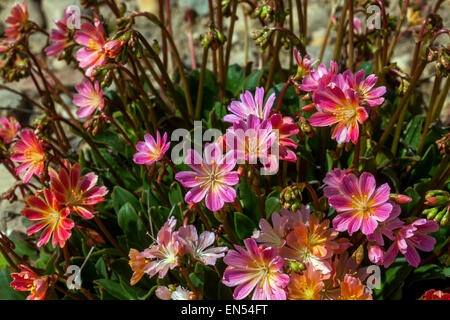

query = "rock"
(177, 0), (209, 16)
(136, 0), (159, 14)
(0, 87), (33, 124)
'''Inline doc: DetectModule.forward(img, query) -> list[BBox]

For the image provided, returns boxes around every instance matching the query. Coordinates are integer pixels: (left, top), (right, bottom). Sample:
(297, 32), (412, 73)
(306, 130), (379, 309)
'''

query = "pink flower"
(329, 172), (392, 235)
(269, 114), (299, 162)
(223, 87), (275, 123)
(310, 84), (368, 144)
(49, 161), (108, 219)
(383, 219), (439, 268)
(368, 245), (384, 265)
(293, 49), (314, 78)
(353, 17), (363, 35)
(44, 9), (73, 57)
(10, 265), (50, 300)
(73, 78), (104, 118)
(299, 60), (338, 92)
(323, 168), (352, 198)
(133, 131), (170, 165)
(10, 130), (45, 183)
(0, 116), (20, 144)
(21, 188), (75, 248)
(366, 201), (404, 246)
(175, 143), (239, 212)
(176, 225), (228, 265)
(4, 2), (28, 42)
(74, 19), (124, 76)
(252, 212), (289, 248)
(222, 238), (289, 300)
(142, 217), (181, 278)
(156, 285), (194, 300)
(225, 115), (277, 172)
(341, 70), (386, 107)
(280, 205), (311, 230)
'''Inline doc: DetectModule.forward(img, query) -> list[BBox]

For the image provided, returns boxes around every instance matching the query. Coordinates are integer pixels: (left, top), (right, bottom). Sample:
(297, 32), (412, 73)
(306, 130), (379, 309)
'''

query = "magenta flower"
(133, 131), (170, 165)
(222, 238), (289, 300)
(142, 217), (181, 278)
(293, 49), (314, 78)
(323, 168), (352, 198)
(175, 143), (239, 212)
(368, 245), (384, 265)
(10, 130), (45, 183)
(225, 115), (277, 172)
(73, 78), (104, 118)
(74, 18), (124, 76)
(342, 70), (386, 107)
(0, 116), (20, 144)
(329, 172), (392, 235)
(366, 201), (404, 246)
(176, 225), (228, 265)
(383, 219), (439, 268)
(299, 60), (338, 92)
(269, 114), (299, 162)
(44, 9), (73, 57)
(223, 87), (275, 123)
(310, 84), (368, 144)
(280, 204), (311, 230)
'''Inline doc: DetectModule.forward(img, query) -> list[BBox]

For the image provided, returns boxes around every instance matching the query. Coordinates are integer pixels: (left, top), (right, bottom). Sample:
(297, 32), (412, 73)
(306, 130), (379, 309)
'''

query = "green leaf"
(112, 186), (142, 214)
(238, 176), (260, 222)
(117, 203), (146, 250)
(265, 197), (279, 218)
(403, 115), (425, 151)
(95, 258), (108, 279)
(358, 62), (374, 75)
(409, 264), (446, 285)
(243, 70), (263, 91)
(226, 64), (245, 96)
(95, 279), (134, 300)
(234, 212), (256, 240)
(374, 257), (412, 299)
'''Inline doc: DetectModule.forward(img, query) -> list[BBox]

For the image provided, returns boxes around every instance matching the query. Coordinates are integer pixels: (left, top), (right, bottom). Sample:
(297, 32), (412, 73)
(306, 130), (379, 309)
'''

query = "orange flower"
(281, 215), (339, 274)
(128, 248), (149, 286)
(288, 264), (324, 300)
(338, 274), (372, 300)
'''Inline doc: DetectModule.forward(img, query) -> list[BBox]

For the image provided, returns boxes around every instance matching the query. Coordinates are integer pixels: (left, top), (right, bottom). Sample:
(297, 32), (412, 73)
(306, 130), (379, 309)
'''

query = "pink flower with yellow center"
(49, 161), (108, 219)
(366, 201), (404, 246)
(44, 9), (74, 57)
(223, 87), (275, 123)
(74, 18), (124, 76)
(281, 215), (339, 274)
(337, 274), (372, 300)
(310, 84), (368, 144)
(222, 238), (290, 300)
(10, 265), (50, 300)
(341, 69), (386, 107)
(225, 115), (278, 173)
(252, 212), (289, 249)
(328, 172), (393, 235)
(133, 131), (170, 165)
(175, 143), (239, 212)
(73, 78), (104, 118)
(142, 217), (181, 278)
(0, 116), (20, 144)
(10, 129), (45, 183)
(288, 264), (325, 300)
(4, 2), (28, 42)
(21, 188), (75, 248)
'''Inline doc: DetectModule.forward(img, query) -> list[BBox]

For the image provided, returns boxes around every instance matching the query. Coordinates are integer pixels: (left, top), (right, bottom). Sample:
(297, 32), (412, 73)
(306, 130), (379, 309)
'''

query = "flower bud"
(390, 194), (412, 204)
